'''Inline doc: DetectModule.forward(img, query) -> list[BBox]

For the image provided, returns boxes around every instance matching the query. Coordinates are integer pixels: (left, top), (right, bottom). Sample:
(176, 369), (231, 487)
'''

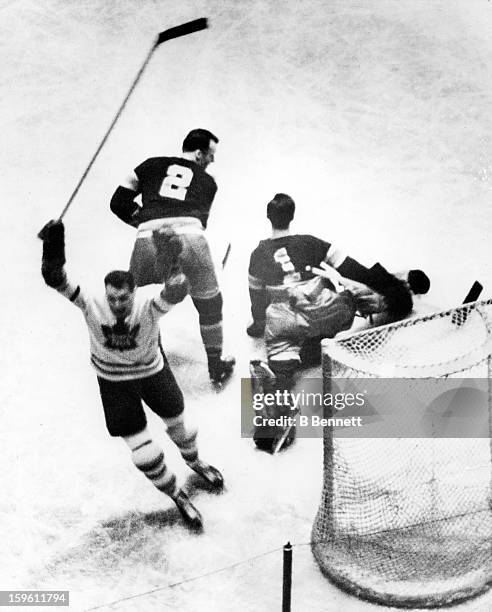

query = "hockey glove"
(110, 186), (141, 227)
(368, 263), (413, 321)
(380, 279), (413, 321)
(39, 219), (67, 288)
(163, 272), (189, 305)
(153, 228), (183, 281)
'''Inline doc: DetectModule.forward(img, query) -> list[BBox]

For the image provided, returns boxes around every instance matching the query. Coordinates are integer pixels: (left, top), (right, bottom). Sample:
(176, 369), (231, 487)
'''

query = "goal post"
(312, 299), (492, 608)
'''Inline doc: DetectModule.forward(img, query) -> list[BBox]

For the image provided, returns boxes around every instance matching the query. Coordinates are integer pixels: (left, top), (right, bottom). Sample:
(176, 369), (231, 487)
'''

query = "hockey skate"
(188, 460), (224, 490)
(246, 320), (265, 338)
(249, 359), (298, 454)
(208, 355), (235, 387)
(173, 489), (203, 531)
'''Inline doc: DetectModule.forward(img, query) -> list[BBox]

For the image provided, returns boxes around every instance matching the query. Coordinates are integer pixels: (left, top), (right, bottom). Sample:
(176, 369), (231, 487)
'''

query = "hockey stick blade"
(43, 18), (209, 227)
(452, 280), (483, 326)
(462, 280), (483, 304)
(156, 18), (208, 46)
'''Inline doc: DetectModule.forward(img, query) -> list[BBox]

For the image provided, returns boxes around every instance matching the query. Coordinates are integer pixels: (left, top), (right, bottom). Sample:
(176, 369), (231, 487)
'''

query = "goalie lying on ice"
(247, 194), (417, 451)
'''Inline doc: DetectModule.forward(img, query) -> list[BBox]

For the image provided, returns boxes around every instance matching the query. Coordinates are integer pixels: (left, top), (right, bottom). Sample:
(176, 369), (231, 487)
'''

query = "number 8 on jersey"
(159, 164), (193, 201)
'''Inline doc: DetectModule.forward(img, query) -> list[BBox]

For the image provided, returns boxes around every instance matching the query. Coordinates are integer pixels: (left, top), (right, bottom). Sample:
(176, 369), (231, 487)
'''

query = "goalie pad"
(264, 281), (355, 362)
(250, 359), (298, 454)
(285, 278), (356, 338)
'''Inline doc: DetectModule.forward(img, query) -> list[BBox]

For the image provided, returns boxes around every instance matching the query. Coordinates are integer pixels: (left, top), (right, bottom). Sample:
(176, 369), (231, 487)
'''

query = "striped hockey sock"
(164, 415), (199, 464)
(123, 428), (178, 498)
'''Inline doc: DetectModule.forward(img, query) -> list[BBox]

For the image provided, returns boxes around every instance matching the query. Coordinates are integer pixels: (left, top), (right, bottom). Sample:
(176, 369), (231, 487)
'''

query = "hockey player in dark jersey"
(247, 193), (413, 452)
(110, 128), (234, 386)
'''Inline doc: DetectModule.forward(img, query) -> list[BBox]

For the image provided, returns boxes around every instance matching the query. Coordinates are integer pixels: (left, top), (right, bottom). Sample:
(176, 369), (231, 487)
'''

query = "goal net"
(311, 299), (492, 607)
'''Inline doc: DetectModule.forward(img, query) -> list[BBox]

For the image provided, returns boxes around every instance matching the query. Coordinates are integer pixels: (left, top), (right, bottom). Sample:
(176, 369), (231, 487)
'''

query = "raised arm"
(39, 220), (84, 305)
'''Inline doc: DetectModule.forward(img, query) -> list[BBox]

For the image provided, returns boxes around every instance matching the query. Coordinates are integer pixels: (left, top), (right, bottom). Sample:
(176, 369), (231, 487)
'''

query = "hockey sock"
(163, 415), (198, 465)
(205, 347), (222, 368)
(203, 326), (223, 361)
(192, 294), (224, 357)
(123, 427), (178, 498)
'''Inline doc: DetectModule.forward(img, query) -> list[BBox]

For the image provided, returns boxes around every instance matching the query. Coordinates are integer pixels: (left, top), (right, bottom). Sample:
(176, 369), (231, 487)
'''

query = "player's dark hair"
(267, 193), (295, 229)
(182, 128), (219, 153)
(407, 269), (430, 295)
(104, 270), (135, 292)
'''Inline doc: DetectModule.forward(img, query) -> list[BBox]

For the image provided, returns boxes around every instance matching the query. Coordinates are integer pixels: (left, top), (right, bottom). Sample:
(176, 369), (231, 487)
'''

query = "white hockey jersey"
(57, 278), (173, 381)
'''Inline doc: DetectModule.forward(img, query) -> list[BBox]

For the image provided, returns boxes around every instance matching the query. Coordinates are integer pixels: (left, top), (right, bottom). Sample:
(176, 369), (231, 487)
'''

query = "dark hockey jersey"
(134, 157), (217, 228)
(248, 234), (413, 324)
(247, 234), (400, 324)
(248, 235), (343, 288)
(248, 235), (344, 323)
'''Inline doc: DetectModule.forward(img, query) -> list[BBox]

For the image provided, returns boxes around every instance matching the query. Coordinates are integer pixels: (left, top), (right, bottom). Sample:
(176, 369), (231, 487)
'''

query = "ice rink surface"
(2, 0), (492, 610)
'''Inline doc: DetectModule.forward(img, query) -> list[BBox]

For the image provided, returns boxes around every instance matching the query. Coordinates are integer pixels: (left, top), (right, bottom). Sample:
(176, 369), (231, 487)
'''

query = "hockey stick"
(51, 18), (208, 225)
(461, 280), (483, 304)
(221, 242), (232, 269)
(272, 410), (299, 454)
(452, 280), (483, 326)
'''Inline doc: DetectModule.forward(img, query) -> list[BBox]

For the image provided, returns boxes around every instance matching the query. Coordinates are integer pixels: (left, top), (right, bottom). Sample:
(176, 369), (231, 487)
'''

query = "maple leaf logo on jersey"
(101, 319), (140, 351)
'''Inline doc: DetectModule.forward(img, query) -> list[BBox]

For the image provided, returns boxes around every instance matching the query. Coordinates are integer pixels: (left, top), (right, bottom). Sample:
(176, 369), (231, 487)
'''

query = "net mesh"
(311, 299), (492, 607)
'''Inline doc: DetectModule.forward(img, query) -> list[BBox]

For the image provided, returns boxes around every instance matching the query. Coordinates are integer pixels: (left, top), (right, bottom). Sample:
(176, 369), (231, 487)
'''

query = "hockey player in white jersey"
(40, 219), (224, 531)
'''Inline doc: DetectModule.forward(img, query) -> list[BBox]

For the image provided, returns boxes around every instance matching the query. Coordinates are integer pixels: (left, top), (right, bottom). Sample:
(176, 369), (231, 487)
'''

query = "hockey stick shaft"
(221, 242), (232, 269)
(273, 427), (293, 454)
(273, 411), (299, 454)
(56, 18), (208, 222)
(57, 41), (156, 221)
